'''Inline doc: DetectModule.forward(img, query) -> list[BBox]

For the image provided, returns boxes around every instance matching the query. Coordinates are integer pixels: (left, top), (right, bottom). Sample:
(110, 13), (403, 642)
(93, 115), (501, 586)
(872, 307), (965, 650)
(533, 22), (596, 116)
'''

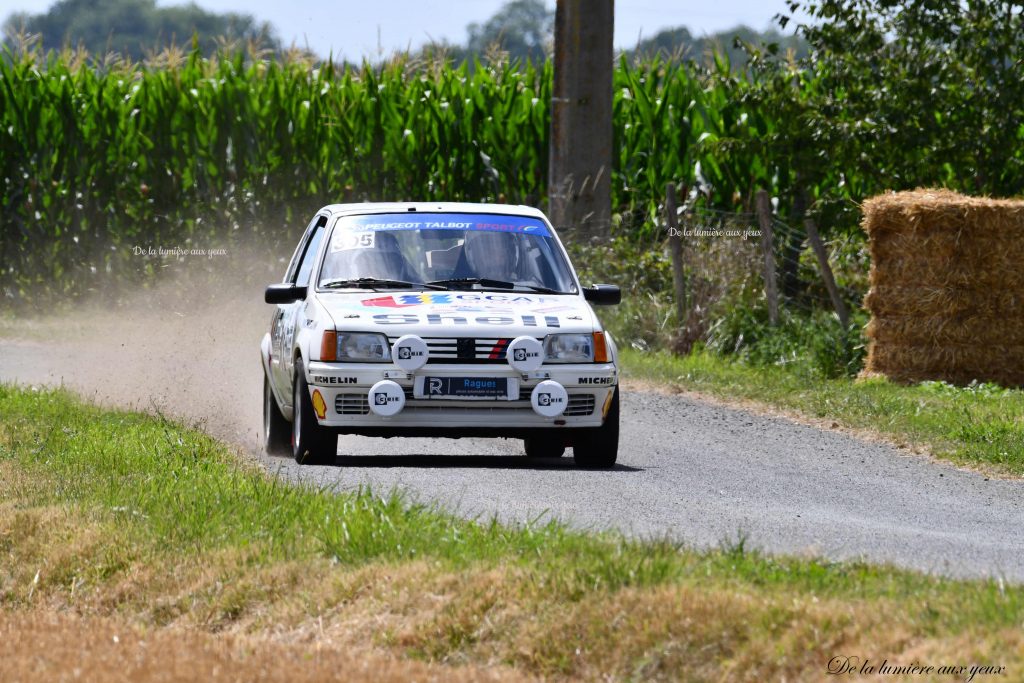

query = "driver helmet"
(463, 230), (519, 281)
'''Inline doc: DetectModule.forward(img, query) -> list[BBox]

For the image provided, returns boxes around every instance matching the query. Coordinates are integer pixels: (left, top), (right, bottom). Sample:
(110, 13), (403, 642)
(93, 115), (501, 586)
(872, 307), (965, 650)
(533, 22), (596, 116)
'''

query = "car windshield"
(318, 212), (577, 293)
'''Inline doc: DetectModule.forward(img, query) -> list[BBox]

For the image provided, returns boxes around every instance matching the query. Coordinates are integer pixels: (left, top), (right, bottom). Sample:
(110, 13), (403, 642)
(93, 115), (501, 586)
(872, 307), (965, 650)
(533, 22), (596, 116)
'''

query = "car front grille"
(335, 393), (370, 415)
(387, 336), (543, 365)
(564, 394), (597, 417)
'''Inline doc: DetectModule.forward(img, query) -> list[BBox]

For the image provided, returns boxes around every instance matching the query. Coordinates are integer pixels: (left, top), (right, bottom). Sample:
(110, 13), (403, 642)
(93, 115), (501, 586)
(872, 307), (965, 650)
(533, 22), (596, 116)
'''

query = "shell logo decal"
(311, 389), (327, 420)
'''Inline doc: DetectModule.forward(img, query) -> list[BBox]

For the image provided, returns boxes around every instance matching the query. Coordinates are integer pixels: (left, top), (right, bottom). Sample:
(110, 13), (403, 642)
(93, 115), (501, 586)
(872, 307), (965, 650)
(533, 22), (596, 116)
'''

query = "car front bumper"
(305, 361), (617, 432)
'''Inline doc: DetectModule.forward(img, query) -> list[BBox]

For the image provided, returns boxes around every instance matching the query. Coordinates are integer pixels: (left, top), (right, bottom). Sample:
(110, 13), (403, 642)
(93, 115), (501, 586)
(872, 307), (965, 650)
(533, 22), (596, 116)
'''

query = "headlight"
(543, 333), (594, 363)
(337, 332), (391, 363)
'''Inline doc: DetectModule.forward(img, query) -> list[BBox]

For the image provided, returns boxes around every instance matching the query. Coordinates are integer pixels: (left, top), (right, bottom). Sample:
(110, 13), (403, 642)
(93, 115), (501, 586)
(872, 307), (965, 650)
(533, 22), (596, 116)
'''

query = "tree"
(2, 0), (279, 59)
(703, 0), (1024, 237)
(785, 0), (1024, 197)
(628, 25), (808, 66)
(466, 0), (554, 64)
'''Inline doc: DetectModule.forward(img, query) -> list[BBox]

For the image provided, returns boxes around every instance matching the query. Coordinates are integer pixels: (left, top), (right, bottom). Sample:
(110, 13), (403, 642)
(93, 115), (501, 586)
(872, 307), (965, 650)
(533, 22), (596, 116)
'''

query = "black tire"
(524, 437), (565, 458)
(263, 372), (292, 456)
(292, 358), (337, 465)
(572, 387), (619, 469)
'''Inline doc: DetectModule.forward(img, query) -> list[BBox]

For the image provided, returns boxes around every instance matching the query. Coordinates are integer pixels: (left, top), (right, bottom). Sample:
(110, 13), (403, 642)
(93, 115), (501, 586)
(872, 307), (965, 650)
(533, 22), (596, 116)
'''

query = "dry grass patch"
(0, 609), (529, 683)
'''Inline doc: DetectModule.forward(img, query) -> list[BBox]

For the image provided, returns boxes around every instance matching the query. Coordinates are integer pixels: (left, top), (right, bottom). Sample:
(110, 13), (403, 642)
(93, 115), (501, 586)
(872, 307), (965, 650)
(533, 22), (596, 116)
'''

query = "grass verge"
(1, 384), (1021, 681)
(621, 348), (1024, 478)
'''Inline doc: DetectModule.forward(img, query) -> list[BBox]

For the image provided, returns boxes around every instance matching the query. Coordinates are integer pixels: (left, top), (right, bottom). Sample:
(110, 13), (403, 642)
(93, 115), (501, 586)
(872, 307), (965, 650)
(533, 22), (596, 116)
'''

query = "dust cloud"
(1, 242), (292, 454)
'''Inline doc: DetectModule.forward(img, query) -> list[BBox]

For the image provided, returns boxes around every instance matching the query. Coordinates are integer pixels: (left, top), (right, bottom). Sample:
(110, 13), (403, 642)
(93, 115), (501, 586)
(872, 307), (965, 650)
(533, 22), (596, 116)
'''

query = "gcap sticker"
(392, 334), (429, 371)
(368, 380), (405, 417)
(361, 293), (551, 308)
(311, 389), (327, 420)
(531, 380), (567, 417)
(506, 336), (544, 372)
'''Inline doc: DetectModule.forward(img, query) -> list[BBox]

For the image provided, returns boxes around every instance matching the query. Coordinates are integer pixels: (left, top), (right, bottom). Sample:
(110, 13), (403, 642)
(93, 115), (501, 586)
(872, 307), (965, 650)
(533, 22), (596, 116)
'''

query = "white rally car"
(261, 203), (622, 468)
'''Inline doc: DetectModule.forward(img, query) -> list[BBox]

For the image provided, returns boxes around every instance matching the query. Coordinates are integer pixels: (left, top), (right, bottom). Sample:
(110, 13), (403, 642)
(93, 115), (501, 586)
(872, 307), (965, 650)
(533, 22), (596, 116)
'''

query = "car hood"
(318, 290), (599, 337)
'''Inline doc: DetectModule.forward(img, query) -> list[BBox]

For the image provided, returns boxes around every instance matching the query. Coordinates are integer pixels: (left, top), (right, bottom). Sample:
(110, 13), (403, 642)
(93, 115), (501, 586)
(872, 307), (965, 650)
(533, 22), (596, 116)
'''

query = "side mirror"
(265, 283), (307, 304)
(583, 284), (621, 305)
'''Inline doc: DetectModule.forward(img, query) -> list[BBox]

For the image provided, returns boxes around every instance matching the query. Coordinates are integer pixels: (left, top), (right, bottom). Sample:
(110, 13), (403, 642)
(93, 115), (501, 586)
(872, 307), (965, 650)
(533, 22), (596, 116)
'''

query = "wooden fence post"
(804, 217), (850, 329)
(755, 189), (779, 325)
(666, 183), (687, 334)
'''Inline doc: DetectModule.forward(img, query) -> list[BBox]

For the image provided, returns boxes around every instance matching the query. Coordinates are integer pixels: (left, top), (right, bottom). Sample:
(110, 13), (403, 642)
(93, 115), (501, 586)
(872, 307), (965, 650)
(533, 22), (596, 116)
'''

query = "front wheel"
(572, 388), (619, 469)
(263, 373), (291, 456)
(292, 358), (337, 466)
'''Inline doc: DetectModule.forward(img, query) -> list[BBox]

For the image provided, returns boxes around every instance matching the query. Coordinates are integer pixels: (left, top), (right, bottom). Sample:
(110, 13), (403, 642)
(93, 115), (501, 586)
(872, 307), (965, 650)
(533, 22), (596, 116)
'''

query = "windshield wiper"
(427, 278), (565, 294)
(513, 284), (564, 294)
(321, 278), (446, 290)
(428, 277), (515, 290)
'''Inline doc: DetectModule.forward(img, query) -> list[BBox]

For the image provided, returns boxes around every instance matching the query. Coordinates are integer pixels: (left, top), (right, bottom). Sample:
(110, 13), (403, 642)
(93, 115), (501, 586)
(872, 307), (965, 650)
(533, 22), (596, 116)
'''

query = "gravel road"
(2, 277), (1021, 582)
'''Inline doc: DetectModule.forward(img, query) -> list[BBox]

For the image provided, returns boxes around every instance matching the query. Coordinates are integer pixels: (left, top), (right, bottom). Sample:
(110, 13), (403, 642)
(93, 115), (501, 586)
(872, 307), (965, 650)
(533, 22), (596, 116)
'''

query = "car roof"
(319, 202), (548, 220)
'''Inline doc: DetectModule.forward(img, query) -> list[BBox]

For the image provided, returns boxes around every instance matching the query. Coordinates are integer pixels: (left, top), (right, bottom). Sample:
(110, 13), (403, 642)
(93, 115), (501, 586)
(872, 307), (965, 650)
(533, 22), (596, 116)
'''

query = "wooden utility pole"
(549, 0), (614, 241)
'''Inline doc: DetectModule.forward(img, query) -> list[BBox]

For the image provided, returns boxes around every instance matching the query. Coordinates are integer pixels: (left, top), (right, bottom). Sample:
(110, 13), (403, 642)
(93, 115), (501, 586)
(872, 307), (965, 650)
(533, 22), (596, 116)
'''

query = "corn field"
(0, 45), (803, 303)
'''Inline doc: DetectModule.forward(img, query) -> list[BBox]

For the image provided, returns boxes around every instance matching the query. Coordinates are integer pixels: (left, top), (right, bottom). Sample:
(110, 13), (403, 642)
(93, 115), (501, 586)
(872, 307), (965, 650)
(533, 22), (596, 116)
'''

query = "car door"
(270, 214), (327, 401)
(278, 215), (328, 405)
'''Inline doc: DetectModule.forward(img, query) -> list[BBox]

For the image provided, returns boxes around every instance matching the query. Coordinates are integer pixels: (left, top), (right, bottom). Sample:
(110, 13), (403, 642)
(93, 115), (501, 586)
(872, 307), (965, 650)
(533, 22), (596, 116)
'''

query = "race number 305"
(331, 232), (375, 251)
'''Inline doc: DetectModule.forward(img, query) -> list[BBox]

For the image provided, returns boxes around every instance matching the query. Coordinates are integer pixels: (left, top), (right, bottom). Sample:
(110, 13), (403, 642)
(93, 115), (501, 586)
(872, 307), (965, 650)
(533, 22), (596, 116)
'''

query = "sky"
(0, 1), (806, 60)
